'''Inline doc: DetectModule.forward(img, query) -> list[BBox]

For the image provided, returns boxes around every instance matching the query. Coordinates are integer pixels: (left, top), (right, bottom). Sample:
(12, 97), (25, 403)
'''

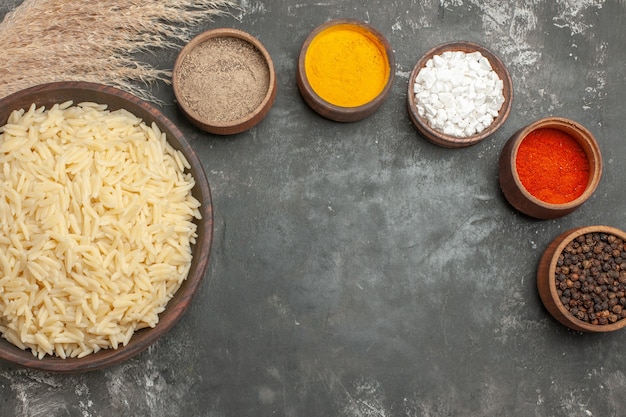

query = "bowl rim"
(406, 40), (513, 148)
(538, 225), (626, 333)
(296, 18), (396, 122)
(506, 116), (603, 210)
(172, 27), (277, 135)
(0, 81), (213, 372)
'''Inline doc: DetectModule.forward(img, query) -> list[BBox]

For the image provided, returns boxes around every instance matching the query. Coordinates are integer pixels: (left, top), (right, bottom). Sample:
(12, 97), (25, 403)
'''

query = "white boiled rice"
(0, 101), (201, 359)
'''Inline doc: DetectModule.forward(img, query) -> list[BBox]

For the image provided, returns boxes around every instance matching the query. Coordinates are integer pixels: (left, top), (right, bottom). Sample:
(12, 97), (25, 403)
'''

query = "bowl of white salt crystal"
(407, 41), (513, 148)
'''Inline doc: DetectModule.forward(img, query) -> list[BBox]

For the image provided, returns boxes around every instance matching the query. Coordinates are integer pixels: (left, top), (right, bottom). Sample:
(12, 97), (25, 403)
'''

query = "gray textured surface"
(2, 1), (626, 416)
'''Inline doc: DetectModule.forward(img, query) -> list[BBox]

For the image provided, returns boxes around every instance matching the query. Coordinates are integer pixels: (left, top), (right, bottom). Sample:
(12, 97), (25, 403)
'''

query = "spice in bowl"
(498, 117), (602, 219)
(304, 24), (389, 107)
(412, 50), (505, 138)
(554, 231), (626, 326)
(516, 128), (589, 204)
(176, 36), (269, 124)
(297, 19), (395, 122)
(173, 28), (277, 135)
(538, 226), (626, 332)
(407, 41), (512, 148)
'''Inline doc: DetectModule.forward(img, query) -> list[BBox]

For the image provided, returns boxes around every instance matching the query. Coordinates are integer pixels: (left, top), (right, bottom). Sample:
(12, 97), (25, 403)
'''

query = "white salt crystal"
(465, 125), (477, 136)
(432, 54), (446, 68)
(443, 125), (458, 136)
(457, 100), (474, 117)
(456, 118), (469, 129)
(423, 103), (437, 117)
(449, 71), (464, 87)
(439, 92), (455, 109)
(479, 114), (494, 126)
(419, 69), (437, 89)
(436, 108), (448, 125)
(468, 59), (484, 75)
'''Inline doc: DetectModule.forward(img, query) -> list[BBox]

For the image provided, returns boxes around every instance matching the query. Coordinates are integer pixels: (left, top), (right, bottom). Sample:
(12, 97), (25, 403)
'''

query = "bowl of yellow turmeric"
(296, 19), (395, 122)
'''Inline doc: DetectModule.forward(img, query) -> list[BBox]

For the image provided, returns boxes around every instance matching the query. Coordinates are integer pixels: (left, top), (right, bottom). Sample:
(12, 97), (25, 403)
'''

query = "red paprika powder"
(515, 128), (589, 204)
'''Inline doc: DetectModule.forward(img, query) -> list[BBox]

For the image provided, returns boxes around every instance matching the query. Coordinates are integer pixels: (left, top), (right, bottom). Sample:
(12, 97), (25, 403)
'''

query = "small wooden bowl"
(498, 117), (602, 219)
(537, 225), (626, 333)
(173, 28), (277, 135)
(0, 82), (213, 372)
(407, 41), (513, 148)
(296, 19), (395, 122)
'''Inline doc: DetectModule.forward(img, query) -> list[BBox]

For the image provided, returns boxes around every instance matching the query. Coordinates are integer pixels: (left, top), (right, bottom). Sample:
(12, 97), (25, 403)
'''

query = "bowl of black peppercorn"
(537, 225), (626, 332)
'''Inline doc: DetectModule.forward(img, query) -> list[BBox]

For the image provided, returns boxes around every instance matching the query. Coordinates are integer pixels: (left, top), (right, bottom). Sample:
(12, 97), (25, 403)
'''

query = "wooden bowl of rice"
(0, 81), (213, 372)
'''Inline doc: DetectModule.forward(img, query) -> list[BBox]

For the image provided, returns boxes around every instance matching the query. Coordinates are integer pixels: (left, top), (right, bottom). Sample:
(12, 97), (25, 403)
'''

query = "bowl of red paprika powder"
(498, 117), (602, 219)
(537, 225), (626, 332)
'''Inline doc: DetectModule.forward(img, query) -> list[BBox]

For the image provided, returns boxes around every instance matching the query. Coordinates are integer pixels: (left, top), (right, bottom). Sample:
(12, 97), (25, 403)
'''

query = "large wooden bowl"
(498, 117), (602, 219)
(537, 226), (626, 332)
(0, 82), (213, 372)
(407, 41), (513, 148)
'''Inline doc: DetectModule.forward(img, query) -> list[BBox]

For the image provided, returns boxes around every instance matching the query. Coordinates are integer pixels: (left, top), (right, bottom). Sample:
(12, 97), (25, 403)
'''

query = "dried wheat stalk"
(0, 0), (236, 102)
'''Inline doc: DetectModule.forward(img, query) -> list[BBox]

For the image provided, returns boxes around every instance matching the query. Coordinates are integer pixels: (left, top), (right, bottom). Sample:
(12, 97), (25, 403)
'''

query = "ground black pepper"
(555, 232), (626, 325)
(176, 36), (270, 124)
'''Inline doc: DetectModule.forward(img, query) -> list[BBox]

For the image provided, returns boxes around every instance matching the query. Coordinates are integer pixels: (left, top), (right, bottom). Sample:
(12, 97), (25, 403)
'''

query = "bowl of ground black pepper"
(296, 19), (395, 122)
(498, 117), (602, 219)
(173, 28), (277, 135)
(537, 226), (626, 332)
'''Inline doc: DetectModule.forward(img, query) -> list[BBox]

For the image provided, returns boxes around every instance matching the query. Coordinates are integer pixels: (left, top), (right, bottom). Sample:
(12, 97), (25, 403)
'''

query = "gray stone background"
(2, 1), (626, 416)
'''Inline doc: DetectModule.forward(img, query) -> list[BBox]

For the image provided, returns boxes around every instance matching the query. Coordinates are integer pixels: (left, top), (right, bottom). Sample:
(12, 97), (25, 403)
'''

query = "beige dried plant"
(0, 0), (236, 102)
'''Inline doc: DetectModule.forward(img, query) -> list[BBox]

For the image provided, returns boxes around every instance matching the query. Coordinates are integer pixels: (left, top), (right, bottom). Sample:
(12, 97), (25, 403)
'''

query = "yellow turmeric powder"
(304, 24), (390, 108)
